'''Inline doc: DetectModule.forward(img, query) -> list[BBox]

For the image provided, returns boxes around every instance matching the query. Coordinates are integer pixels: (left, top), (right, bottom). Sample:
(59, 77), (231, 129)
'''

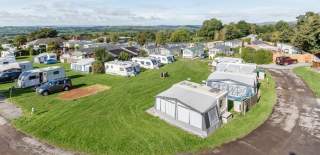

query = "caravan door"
(41, 72), (48, 83)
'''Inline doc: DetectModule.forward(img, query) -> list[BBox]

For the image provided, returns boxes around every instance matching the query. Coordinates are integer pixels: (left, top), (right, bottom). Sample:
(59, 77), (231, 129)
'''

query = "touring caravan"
(105, 61), (140, 77)
(17, 66), (66, 88)
(17, 61), (33, 72)
(132, 57), (160, 69)
(149, 54), (175, 64)
(71, 58), (95, 73)
(34, 53), (57, 64)
(0, 56), (16, 65)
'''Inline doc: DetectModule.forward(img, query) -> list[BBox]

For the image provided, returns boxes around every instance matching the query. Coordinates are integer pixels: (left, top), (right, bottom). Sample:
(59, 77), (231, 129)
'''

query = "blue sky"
(0, 0), (319, 26)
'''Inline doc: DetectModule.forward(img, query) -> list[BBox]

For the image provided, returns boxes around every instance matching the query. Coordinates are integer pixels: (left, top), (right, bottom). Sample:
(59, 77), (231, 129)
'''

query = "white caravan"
(149, 54), (175, 64)
(211, 57), (243, 68)
(0, 56), (16, 65)
(105, 61), (140, 77)
(17, 61), (33, 72)
(34, 53), (57, 64)
(17, 66), (65, 88)
(71, 58), (95, 73)
(132, 57), (160, 69)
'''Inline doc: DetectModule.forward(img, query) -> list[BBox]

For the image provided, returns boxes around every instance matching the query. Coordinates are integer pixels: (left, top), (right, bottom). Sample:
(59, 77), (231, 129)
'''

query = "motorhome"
(132, 57), (160, 69)
(34, 53), (57, 64)
(105, 61), (140, 77)
(149, 54), (175, 64)
(17, 66), (66, 88)
(0, 56), (16, 65)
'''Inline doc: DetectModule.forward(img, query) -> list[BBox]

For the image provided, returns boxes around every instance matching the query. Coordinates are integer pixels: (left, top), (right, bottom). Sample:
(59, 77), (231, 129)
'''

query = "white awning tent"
(150, 81), (228, 138)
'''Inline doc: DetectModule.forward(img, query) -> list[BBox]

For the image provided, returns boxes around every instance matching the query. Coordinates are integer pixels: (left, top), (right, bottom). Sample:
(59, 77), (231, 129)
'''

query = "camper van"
(149, 54), (175, 64)
(105, 61), (140, 77)
(34, 53), (57, 64)
(132, 57), (160, 69)
(0, 56), (16, 65)
(17, 66), (66, 88)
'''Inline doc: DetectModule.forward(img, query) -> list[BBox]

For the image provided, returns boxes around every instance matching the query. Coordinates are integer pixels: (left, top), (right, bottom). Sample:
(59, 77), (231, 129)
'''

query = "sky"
(0, 0), (319, 26)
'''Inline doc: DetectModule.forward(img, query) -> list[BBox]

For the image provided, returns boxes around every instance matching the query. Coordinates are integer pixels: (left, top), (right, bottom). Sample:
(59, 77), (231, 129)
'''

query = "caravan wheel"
(64, 86), (70, 91)
(42, 91), (49, 96)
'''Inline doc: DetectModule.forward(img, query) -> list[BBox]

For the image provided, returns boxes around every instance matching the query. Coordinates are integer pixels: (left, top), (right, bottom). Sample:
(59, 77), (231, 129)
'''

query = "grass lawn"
(0, 57), (276, 155)
(294, 67), (320, 97)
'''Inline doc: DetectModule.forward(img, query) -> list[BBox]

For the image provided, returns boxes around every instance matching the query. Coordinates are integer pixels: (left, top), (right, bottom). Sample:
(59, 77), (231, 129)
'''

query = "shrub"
(240, 47), (272, 64)
(119, 52), (130, 61)
(92, 61), (105, 74)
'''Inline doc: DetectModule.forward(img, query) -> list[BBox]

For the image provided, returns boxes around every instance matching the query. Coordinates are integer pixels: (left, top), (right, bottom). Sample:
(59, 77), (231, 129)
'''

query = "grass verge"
(294, 67), (320, 97)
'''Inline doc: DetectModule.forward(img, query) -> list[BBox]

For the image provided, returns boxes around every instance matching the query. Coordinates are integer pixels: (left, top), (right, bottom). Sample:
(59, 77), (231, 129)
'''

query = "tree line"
(7, 11), (320, 54)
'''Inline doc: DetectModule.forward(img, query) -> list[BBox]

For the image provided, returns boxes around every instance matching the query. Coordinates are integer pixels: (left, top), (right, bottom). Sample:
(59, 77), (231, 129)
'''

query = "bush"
(92, 61), (105, 74)
(119, 52), (130, 61)
(240, 47), (272, 64)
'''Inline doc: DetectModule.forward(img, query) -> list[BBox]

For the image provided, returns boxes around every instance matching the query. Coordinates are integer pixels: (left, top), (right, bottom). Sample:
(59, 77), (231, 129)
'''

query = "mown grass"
(294, 67), (320, 97)
(0, 57), (276, 155)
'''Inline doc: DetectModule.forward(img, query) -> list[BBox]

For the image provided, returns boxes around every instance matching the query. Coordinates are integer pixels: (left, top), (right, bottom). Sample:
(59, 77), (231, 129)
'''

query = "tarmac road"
(201, 69), (320, 155)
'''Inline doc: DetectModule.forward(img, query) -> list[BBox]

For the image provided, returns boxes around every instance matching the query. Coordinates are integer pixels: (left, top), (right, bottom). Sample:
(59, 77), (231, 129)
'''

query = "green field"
(0, 58), (276, 155)
(294, 67), (320, 97)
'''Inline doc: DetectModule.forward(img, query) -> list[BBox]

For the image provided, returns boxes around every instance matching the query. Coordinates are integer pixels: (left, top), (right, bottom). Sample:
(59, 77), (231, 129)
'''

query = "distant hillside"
(0, 25), (201, 37)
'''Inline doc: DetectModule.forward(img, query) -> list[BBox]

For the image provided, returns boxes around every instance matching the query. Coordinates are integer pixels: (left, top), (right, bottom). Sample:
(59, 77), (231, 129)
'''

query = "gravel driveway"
(201, 68), (320, 155)
(0, 95), (76, 155)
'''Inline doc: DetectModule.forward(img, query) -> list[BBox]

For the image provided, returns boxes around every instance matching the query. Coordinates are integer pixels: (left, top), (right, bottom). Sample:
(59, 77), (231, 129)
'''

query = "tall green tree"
(119, 52), (130, 61)
(292, 12), (320, 53)
(13, 35), (27, 48)
(236, 20), (251, 37)
(155, 31), (167, 46)
(222, 23), (241, 40)
(29, 28), (58, 40)
(110, 33), (119, 43)
(170, 28), (190, 42)
(136, 32), (147, 46)
(199, 18), (223, 40)
(94, 48), (113, 62)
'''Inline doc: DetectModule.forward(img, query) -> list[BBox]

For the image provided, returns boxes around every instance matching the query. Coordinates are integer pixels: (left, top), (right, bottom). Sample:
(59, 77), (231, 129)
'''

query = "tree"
(275, 20), (290, 31)
(222, 23), (241, 40)
(94, 48), (113, 62)
(119, 52), (130, 61)
(13, 35), (27, 48)
(47, 41), (60, 52)
(236, 20), (251, 37)
(110, 33), (119, 43)
(155, 31), (167, 46)
(170, 28), (191, 42)
(292, 12), (320, 53)
(199, 18), (223, 40)
(29, 28), (58, 40)
(136, 32), (147, 46)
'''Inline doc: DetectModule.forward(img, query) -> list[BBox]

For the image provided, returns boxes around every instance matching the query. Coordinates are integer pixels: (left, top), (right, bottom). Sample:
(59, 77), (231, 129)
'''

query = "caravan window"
(126, 67), (133, 72)
(105, 65), (109, 69)
(3, 62), (9, 64)
(151, 59), (157, 65)
(140, 61), (145, 65)
(162, 58), (166, 62)
(53, 71), (60, 75)
(146, 62), (151, 66)
(120, 68), (125, 72)
(29, 75), (37, 80)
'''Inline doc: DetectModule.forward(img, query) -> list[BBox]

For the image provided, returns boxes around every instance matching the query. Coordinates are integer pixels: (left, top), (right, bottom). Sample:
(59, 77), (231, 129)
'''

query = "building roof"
(212, 44), (231, 50)
(105, 60), (137, 67)
(214, 57), (243, 64)
(208, 72), (257, 87)
(72, 58), (95, 65)
(216, 63), (257, 75)
(157, 81), (227, 113)
(28, 37), (65, 46)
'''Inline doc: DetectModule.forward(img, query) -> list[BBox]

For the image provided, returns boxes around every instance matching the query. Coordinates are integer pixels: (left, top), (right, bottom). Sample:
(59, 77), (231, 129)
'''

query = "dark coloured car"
(276, 56), (298, 65)
(36, 78), (72, 96)
(0, 69), (22, 83)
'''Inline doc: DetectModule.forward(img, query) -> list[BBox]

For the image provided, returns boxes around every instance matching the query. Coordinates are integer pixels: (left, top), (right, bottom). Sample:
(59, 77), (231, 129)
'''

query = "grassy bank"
(0, 58), (276, 155)
(294, 67), (320, 97)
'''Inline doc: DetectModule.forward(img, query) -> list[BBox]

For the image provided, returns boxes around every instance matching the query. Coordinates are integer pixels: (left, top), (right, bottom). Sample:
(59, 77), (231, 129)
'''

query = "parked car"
(36, 78), (72, 96)
(276, 56), (298, 65)
(0, 69), (21, 83)
(44, 59), (58, 64)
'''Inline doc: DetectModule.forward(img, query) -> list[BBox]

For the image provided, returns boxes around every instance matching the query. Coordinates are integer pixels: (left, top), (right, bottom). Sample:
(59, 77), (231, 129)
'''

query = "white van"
(132, 57), (160, 69)
(17, 66), (66, 88)
(105, 61), (140, 77)
(149, 54), (175, 64)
